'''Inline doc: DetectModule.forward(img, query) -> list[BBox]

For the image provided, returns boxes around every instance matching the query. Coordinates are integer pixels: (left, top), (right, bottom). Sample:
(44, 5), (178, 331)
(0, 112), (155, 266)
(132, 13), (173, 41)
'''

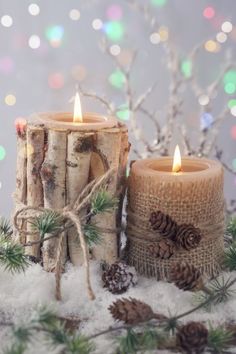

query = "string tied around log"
(13, 168), (116, 302)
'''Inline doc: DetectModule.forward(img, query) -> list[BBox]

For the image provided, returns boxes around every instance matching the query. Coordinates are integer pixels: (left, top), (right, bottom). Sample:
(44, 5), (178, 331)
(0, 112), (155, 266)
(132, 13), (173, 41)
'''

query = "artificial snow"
(0, 261), (236, 353)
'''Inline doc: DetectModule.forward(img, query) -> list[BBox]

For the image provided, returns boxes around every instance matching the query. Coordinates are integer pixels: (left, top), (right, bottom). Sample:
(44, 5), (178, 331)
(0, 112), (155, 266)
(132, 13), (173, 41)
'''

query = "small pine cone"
(102, 262), (137, 294)
(109, 298), (155, 325)
(169, 262), (203, 291)
(175, 224), (201, 250)
(149, 211), (178, 239)
(148, 240), (175, 259)
(176, 321), (208, 354)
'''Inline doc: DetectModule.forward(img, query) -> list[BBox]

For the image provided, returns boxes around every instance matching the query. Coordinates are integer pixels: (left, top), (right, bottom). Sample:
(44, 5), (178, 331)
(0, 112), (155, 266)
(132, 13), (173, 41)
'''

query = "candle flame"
(73, 92), (83, 123)
(172, 145), (182, 173)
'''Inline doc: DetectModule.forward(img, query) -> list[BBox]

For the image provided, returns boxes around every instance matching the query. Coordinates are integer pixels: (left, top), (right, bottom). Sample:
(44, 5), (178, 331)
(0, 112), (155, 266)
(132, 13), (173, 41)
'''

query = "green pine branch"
(0, 217), (13, 238)
(90, 189), (118, 216)
(0, 237), (29, 273)
(4, 343), (26, 354)
(83, 223), (102, 247)
(226, 217), (236, 240)
(30, 211), (63, 238)
(224, 243), (236, 271)
(208, 325), (233, 353)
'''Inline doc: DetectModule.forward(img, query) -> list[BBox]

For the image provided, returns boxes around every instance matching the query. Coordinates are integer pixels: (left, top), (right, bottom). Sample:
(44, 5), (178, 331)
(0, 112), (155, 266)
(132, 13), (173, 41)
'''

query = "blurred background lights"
(204, 40), (220, 52)
(203, 6), (215, 19)
(231, 106), (236, 117)
(45, 25), (64, 47)
(104, 21), (124, 41)
(216, 32), (227, 43)
(109, 44), (121, 56)
(28, 4), (40, 16)
(221, 21), (233, 33)
(198, 94), (210, 106)
(92, 18), (103, 30)
(225, 82), (236, 94)
(228, 99), (236, 109)
(0, 56), (14, 75)
(151, 0), (167, 7)
(1, 15), (13, 27)
(159, 26), (169, 41)
(150, 32), (161, 44)
(0, 146), (6, 161)
(224, 70), (236, 94)
(109, 69), (126, 89)
(231, 125), (236, 139)
(69, 9), (81, 21)
(116, 105), (130, 121)
(48, 72), (64, 89)
(181, 59), (192, 78)
(5, 94), (16, 106)
(232, 158), (236, 171)
(106, 4), (123, 20)
(28, 35), (40, 49)
(71, 65), (87, 81)
(200, 112), (214, 130)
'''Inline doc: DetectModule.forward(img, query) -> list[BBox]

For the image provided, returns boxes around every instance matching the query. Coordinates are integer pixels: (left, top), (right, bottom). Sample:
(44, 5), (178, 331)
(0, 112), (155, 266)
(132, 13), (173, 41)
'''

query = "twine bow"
(14, 168), (115, 301)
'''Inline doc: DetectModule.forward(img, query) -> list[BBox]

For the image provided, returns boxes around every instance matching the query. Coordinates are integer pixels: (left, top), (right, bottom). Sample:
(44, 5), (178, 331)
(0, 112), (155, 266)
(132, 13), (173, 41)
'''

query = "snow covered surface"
(0, 262), (236, 353)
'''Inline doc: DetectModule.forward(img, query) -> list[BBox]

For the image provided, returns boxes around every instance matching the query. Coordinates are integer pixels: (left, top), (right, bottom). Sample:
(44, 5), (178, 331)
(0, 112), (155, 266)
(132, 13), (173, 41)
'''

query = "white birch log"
(90, 127), (122, 263)
(14, 129), (27, 244)
(41, 129), (67, 272)
(25, 126), (45, 257)
(67, 132), (93, 266)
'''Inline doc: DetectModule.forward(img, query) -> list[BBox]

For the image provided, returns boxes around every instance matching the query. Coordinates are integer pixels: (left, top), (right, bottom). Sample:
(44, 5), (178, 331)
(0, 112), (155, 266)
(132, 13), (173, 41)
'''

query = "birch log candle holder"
(126, 147), (225, 280)
(14, 94), (129, 272)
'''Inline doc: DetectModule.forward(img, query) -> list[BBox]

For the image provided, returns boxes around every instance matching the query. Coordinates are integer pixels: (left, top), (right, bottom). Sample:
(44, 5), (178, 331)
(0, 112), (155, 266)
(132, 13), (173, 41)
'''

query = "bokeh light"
(71, 65), (87, 81)
(0, 57), (14, 75)
(221, 21), (233, 33)
(228, 99), (236, 109)
(5, 94), (16, 106)
(232, 158), (236, 171)
(106, 4), (123, 20)
(181, 59), (192, 78)
(45, 25), (64, 47)
(116, 105), (130, 121)
(92, 19), (103, 30)
(28, 35), (40, 49)
(151, 0), (167, 7)
(224, 83), (236, 95)
(109, 44), (121, 56)
(28, 4), (40, 16)
(216, 32), (227, 43)
(48, 72), (64, 89)
(109, 70), (126, 89)
(0, 146), (6, 161)
(69, 9), (81, 21)
(198, 94), (210, 106)
(201, 113), (214, 130)
(1, 15), (13, 27)
(204, 40), (220, 53)
(150, 32), (161, 45)
(231, 106), (236, 117)
(104, 21), (124, 41)
(159, 26), (169, 41)
(203, 6), (215, 19)
(231, 125), (236, 139)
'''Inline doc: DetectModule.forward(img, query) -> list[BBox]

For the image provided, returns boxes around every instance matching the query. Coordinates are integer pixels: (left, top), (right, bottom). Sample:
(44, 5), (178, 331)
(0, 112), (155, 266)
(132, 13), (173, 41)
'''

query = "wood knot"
(41, 163), (56, 193)
(74, 136), (93, 153)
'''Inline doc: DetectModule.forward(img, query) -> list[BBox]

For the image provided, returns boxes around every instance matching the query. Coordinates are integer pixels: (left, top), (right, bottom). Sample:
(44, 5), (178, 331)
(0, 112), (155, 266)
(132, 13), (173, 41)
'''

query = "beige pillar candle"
(127, 152), (225, 279)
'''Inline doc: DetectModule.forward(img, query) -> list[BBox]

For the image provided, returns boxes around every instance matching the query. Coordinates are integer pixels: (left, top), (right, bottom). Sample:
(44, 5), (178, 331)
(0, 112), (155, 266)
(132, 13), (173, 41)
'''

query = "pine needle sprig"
(224, 244), (236, 271)
(83, 223), (102, 247)
(90, 190), (118, 216)
(0, 239), (29, 273)
(66, 335), (94, 354)
(117, 329), (140, 354)
(208, 325), (233, 353)
(13, 327), (31, 343)
(226, 217), (236, 241)
(32, 307), (58, 329)
(0, 217), (13, 238)
(4, 343), (26, 354)
(30, 211), (63, 238)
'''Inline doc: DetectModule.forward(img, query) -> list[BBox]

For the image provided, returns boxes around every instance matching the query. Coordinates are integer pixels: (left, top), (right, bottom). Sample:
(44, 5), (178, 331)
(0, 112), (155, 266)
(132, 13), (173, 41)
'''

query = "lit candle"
(127, 146), (225, 279)
(14, 92), (129, 270)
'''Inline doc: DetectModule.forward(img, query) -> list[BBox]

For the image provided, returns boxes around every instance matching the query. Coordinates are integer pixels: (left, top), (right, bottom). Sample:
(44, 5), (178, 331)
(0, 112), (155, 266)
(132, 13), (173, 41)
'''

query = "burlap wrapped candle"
(126, 157), (225, 279)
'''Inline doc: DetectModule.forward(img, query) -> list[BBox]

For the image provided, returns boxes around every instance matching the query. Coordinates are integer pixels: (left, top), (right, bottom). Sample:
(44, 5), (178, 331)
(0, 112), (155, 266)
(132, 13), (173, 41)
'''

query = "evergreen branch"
(208, 325), (234, 353)
(90, 190), (118, 216)
(224, 244), (236, 271)
(83, 223), (102, 247)
(0, 238), (29, 273)
(117, 329), (140, 354)
(0, 217), (13, 238)
(226, 217), (236, 240)
(29, 211), (63, 238)
(4, 343), (26, 354)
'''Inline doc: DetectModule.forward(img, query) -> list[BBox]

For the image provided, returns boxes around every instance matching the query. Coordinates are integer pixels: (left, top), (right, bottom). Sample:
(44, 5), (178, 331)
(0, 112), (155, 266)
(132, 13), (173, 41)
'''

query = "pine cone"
(149, 211), (178, 239)
(175, 224), (201, 250)
(176, 321), (208, 354)
(102, 262), (137, 294)
(169, 262), (203, 291)
(109, 298), (155, 324)
(148, 240), (175, 259)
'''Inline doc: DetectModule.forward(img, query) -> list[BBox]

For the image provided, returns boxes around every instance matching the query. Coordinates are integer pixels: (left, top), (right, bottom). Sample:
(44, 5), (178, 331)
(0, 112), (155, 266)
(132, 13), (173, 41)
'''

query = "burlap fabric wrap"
(126, 158), (225, 280)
